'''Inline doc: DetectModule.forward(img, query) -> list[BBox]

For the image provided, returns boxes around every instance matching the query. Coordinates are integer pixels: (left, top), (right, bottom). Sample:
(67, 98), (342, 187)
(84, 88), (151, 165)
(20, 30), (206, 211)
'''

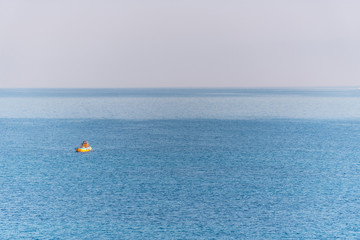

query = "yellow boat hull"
(75, 147), (92, 152)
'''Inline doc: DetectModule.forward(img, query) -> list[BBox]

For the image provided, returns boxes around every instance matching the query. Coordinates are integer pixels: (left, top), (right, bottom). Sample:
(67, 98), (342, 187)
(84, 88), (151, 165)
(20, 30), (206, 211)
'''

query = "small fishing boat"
(75, 141), (92, 152)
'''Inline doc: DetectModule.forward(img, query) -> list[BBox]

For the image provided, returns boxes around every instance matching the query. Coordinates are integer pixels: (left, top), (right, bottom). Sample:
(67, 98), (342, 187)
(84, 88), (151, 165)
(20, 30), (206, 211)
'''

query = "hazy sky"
(1, 0), (360, 88)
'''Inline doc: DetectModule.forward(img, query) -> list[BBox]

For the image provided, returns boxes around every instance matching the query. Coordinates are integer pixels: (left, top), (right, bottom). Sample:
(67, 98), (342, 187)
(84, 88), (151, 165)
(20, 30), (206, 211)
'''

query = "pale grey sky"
(1, 0), (360, 88)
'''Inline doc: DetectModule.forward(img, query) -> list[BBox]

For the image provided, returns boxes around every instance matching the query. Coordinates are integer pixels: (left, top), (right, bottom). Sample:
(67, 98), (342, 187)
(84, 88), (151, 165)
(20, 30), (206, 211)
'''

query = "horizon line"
(0, 86), (358, 90)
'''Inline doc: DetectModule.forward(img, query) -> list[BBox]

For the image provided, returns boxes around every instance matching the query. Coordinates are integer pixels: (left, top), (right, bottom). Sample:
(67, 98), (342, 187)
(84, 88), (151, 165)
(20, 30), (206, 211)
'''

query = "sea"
(1, 88), (360, 239)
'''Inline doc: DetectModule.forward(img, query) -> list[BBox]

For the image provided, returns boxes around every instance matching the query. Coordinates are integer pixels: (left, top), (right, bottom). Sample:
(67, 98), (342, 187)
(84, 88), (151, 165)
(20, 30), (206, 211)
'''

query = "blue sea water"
(1, 88), (360, 238)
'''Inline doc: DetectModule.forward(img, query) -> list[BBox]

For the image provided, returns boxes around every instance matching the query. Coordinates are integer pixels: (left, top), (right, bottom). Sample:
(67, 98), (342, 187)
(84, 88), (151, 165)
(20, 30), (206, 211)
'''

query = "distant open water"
(1, 88), (360, 238)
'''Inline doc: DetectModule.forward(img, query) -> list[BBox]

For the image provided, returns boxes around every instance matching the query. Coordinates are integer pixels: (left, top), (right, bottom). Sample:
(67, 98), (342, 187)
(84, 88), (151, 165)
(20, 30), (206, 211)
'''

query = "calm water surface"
(1, 88), (360, 239)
